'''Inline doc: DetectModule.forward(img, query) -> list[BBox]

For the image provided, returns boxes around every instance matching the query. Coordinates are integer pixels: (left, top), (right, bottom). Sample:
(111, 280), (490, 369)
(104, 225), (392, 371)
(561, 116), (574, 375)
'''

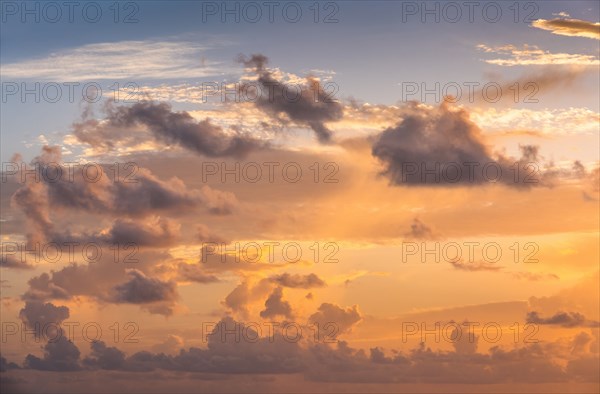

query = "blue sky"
(2, 1), (599, 160)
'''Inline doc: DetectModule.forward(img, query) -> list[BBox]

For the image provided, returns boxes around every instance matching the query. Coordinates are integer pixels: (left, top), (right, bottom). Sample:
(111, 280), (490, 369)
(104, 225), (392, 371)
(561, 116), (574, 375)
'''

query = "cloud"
(20, 250), (180, 316)
(16, 146), (198, 212)
(73, 101), (264, 158)
(113, 269), (178, 315)
(0, 355), (19, 372)
(196, 224), (229, 244)
(477, 44), (599, 66)
(269, 273), (326, 289)
(24, 335), (81, 371)
(404, 218), (438, 240)
(12, 315), (600, 384)
(11, 146), (235, 245)
(532, 18), (600, 40)
(177, 263), (220, 284)
(238, 54), (344, 143)
(260, 287), (293, 319)
(82, 341), (126, 370)
(0, 254), (34, 270)
(526, 311), (600, 328)
(17, 302), (77, 373)
(0, 40), (228, 81)
(19, 301), (70, 339)
(308, 303), (362, 336)
(449, 260), (502, 272)
(150, 335), (185, 355)
(223, 279), (273, 317)
(199, 185), (239, 215)
(95, 216), (181, 247)
(371, 102), (546, 187)
(510, 272), (560, 281)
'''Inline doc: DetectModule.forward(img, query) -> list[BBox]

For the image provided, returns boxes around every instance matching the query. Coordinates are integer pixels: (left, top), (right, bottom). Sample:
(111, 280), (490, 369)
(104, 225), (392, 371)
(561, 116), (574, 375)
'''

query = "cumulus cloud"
(113, 269), (178, 315)
(24, 336), (81, 371)
(11, 146), (235, 245)
(96, 216), (180, 247)
(20, 303), (80, 372)
(11, 315), (600, 384)
(309, 303), (362, 336)
(223, 279), (273, 317)
(73, 101), (263, 157)
(21, 249), (179, 316)
(82, 341), (126, 370)
(371, 102), (548, 187)
(269, 273), (326, 289)
(0, 254), (34, 270)
(238, 54), (344, 143)
(19, 301), (70, 339)
(0, 355), (19, 372)
(260, 286), (293, 319)
(199, 185), (239, 215)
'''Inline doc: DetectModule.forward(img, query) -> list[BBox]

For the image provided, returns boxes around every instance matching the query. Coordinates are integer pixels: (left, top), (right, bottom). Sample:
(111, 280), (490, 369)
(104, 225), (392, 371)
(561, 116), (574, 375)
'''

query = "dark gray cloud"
(19, 301), (70, 339)
(526, 311), (600, 327)
(260, 286), (293, 319)
(0, 355), (19, 372)
(12, 316), (598, 384)
(21, 250), (179, 316)
(11, 146), (234, 246)
(371, 103), (546, 187)
(98, 217), (180, 247)
(238, 54), (344, 143)
(24, 336), (81, 371)
(269, 273), (326, 289)
(82, 341), (126, 370)
(74, 101), (264, 157)
(113, 269), (178, 315)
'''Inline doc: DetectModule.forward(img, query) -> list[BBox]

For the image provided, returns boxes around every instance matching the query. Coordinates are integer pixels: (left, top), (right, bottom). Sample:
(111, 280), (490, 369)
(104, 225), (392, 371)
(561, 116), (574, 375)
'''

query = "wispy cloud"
(532, 18), (600, 40)
(477, 44), (599, 66)
(1, 40), (232, 81)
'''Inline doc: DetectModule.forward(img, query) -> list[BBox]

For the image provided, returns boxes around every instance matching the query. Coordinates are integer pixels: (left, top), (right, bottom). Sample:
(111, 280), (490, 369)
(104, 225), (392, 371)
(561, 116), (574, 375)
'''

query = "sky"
(0, 1), (599, 393)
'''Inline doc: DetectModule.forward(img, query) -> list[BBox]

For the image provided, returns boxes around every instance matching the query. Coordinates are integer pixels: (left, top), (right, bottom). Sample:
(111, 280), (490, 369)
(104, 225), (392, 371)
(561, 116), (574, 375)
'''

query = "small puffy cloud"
(309, 303), (362, 336)
(19, 301), (70, 339)
(269, 273), (326, 289)
(238, 54), (344, 143)
(372, 103), (547, 188)
(177, 263), (220, 284)
(74, 101), (263, 157)
(260, 286), (293, 319)
(526, 311), (600, 328)
(113, 269), (178, 316)
(24, 336), (81, 371)
(113, 269), (177, 303)
(82, 341), (126, 370)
